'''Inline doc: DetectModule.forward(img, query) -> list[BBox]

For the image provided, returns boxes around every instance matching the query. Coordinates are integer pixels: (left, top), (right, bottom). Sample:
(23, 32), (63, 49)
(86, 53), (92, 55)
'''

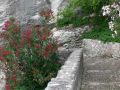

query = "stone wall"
(83, 39), (120, 58)
(45, 48), (83, 90)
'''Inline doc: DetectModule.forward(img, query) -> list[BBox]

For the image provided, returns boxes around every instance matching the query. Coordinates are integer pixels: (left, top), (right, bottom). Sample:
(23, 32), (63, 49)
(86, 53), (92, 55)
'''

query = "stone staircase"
(81, 57), (120, 90)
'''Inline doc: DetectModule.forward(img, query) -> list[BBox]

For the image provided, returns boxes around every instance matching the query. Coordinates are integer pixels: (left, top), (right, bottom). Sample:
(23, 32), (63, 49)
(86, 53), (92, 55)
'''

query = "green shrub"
(79, 0), (112, 14)
(57, 0), (113, 27)
(1, 14), (61, 90)
(57, 16), (90, 27)
(81, 24), (120, 43)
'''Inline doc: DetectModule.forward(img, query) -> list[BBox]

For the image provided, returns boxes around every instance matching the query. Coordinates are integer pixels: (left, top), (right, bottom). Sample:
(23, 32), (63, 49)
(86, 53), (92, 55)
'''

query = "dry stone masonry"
(45, 49), (83, 90)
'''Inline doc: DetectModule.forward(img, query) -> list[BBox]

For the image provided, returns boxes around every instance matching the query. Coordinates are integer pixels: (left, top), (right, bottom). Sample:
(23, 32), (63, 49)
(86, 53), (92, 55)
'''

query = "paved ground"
(81, 57), (120, 90)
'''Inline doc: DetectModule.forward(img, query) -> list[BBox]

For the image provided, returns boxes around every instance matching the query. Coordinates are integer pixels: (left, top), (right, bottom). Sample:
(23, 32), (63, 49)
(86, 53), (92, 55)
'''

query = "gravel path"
(81, 57), (120, 90)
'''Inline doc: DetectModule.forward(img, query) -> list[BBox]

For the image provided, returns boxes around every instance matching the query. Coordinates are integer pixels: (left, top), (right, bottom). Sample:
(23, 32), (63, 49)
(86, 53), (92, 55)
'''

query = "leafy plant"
(57, 0), (113, 27)
(0, 10), (61, 90)
(81, 24), (120, 43)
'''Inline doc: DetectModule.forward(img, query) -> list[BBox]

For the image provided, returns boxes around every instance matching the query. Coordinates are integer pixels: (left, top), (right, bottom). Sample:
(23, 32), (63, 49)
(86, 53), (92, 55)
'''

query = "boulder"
(52, 26), (91, 48)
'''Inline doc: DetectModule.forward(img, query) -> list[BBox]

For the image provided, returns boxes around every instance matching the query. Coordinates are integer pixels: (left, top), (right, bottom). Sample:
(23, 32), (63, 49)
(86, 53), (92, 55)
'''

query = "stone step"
(84, 57), (119, 65)
(82, 70), (120, 83)
(85, 65), (113, 70)
(81, 82), (120, 90)
(81, 57), (120, 90)
(84, 58), (120, 70)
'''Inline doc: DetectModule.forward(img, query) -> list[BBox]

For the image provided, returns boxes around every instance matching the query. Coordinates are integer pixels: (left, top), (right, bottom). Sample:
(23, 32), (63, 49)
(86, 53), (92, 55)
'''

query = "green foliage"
(114, 16), (120, 36)
(57, 0), (113, 27)
(79, 0), (112, 14)
(57, 7), (75, 27)
(57, 16), (89, 27)
(81, 24), (120, 43)
(68, 0), (81, 8)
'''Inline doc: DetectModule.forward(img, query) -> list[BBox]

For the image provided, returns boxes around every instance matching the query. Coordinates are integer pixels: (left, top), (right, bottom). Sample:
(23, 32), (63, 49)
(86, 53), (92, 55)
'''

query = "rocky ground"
(81, 56), (120, 90)
(52, 25), (91, 49)
(52, 26), (91, 63)
(0, 63), (6, 90)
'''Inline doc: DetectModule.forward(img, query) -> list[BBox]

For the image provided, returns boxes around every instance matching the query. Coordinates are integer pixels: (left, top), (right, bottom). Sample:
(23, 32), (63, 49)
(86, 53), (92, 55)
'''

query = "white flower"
(111, 3), (119, 9)
(57, 15), (63, 19)
(108, 21), (114, 31)
(118, 11), (120, 17)
(102, 2), (120, 38)
(102, 5), (111, 16)
(111, 17), (115, 20)
(102, 12), (106, 16)
(114, 30), (118, 35)
(112, 34), (115, 38)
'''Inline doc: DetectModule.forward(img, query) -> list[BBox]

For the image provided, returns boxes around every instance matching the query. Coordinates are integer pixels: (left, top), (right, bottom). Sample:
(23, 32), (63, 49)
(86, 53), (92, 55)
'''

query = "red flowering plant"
(0, 10), (61, 90)
(0, 17), (21, 90)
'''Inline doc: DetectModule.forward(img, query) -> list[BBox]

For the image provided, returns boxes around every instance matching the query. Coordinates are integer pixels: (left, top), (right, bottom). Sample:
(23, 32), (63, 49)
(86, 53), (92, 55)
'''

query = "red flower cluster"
(0, 56), (4, 61)
(0, 50), (12, 61)
(3, 51), (12, 56)
(23, 30), (32, 41)
(15, 50), (20, 57)
(11, 74), (16, 81)
(5, 83), (11, 90)
(41, 34), (47, 40)
(0, 12), (58, 89)
(35, 44), (41, 49)
(13, 27), (20, 33)
(0, 47), (2, 50)
(44, 43), (53, 57)
(2, 21), (11, 31)
(45, 43), (53, 51)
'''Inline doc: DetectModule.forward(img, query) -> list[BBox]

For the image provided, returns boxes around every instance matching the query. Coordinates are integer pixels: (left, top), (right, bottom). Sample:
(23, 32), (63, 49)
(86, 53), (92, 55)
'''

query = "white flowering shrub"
(102, 2), (120, 38)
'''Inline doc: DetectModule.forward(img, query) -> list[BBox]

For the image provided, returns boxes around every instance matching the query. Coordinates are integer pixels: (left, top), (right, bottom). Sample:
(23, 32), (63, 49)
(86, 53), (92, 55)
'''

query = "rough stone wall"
(45, 49), (83, 90)
(0, 0), (66, 25)
(0, 0), (51, 23)
(0, 0), (8, 19)
(6, 0), (50, 23)
(50, 0), (64, 16)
